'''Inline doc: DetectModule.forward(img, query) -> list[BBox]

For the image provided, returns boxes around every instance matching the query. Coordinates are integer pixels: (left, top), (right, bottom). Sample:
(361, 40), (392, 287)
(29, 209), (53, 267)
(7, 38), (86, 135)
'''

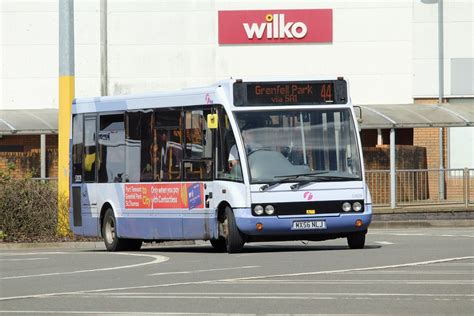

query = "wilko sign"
(218, 9), (332, 44)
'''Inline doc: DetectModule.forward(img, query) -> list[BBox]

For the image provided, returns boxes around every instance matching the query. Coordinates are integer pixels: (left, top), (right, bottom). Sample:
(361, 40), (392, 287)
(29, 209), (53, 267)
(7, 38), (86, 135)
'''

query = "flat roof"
(358, 101), (473, 129)
(1, 101), (473, 135)
(0, 109), (57, 135)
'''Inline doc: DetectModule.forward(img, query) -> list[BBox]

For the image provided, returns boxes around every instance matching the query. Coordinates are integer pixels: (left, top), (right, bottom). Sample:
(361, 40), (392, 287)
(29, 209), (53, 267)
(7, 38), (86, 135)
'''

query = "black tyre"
(347, 231), (366, 249)
(102, 208), (142, 251)
(223, 206), (245, 253)
(210, 237), (226, 252)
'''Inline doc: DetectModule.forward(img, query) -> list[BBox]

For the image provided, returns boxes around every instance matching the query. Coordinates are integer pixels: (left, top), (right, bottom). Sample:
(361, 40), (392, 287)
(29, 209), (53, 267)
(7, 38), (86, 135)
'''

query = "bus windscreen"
(233, 80), (347, 106)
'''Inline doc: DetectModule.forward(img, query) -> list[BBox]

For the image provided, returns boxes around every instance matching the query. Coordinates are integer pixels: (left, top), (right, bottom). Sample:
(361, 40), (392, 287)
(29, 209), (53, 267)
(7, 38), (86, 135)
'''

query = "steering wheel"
(247, 148), (271, 156)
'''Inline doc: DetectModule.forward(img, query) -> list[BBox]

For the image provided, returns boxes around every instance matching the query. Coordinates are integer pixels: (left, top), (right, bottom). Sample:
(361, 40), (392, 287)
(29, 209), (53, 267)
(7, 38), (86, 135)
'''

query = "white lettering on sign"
(243, 14), (308, 40)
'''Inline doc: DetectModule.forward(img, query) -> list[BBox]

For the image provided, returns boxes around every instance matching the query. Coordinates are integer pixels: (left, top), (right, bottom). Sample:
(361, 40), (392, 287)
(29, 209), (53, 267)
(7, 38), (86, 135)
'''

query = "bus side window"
(216, 108), (243, 181)
(125, 110), (154, 182)
(98, 114), (126, 183)
(83, 116), (97, 182)
(183, 107), (213, 181)
(155, 109), (182, 181)
(72, 114), (83, 183)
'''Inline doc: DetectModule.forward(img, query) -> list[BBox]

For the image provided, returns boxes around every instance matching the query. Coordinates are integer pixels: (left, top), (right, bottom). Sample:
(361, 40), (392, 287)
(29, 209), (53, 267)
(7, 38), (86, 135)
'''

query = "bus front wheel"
(102, 208), (142, 251)
(223, 206), (245, 253)
(347, 231), (366, 249)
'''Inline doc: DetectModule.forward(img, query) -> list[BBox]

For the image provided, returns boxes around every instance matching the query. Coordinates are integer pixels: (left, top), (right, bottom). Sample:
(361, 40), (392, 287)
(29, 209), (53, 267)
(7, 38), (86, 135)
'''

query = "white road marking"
(84, 292), (474, 297)
(370, 232), (474, 238)
(345, 270), (474, 275)
(374, 241), (394, 245)
(1, 256), (473, 302)
(0, 312), (263, 315)
(76, 294), (336, 300)
(0, 312), (325, 315)
(219, 279), (473, 285)
(72, 292), (474, 299)
(149, 265), (259, 276)
(0, 252), (169, 280)
(0, 252), (65, 256)
(0, 258), (48, 262)
(220, 256), (474, 283)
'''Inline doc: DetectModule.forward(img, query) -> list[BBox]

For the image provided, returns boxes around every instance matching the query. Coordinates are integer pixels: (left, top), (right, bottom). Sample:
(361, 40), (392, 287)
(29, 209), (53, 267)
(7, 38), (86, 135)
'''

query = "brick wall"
(0, 135), (58, 178)
(0, 135), (58, 152)
(364, 145), (428, 204)
(0, 149), (58, 178)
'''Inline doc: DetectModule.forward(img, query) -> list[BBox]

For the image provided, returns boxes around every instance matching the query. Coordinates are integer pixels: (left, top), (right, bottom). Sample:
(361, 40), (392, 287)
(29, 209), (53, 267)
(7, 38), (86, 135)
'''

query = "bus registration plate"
(292, 220), (326, 230)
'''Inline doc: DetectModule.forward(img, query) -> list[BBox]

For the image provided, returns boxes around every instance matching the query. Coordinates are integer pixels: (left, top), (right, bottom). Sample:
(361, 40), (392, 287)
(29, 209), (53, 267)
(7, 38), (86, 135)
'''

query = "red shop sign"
(218, 9), (332, 44)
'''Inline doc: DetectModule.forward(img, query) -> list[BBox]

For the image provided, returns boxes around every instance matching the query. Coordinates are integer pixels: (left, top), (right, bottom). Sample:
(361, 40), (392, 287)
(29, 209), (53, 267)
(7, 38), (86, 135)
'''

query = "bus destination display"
(233, 80), (347, 106)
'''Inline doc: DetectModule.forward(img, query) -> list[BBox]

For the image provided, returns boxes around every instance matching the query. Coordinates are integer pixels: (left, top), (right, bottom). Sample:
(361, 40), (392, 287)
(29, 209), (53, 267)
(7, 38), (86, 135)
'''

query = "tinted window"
(216, 107), (242, 181)
(155, 109), (182, 181)
(125, 111), (155, 182)
(98, 114), (125, 183)
(72, 114), (83, 182)
(184, 109), (212, 159)
(183, 107), (213, 181)
(83, 116), (97, 182)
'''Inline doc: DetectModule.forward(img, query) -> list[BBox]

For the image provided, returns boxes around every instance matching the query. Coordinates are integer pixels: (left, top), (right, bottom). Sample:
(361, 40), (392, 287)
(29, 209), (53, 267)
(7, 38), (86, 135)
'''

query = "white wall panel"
(2, 78), (57, 109)
(412, 0), (473, 97)
(1, 0), (472, 111)
(108, 12), (216, 45)
(2, 45), (57, 78)
(334, 7), (411, 42)
(108, 45), (215, 78)
(75, 44), (101, 78)
(75, 77), (101, 99)
(1, 12), (57, 45)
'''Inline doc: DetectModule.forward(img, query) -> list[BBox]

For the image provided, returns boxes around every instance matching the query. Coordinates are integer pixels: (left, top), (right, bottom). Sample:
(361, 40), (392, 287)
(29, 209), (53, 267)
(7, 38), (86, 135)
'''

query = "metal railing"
(366, 168), (473, 207)
(27, 173), (474, 208)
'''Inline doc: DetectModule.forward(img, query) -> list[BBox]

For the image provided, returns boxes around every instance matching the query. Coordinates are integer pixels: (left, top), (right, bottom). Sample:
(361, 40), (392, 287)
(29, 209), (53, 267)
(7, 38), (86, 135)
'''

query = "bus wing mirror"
(353, 106), (363, 132)
(207, 114), (218, 129)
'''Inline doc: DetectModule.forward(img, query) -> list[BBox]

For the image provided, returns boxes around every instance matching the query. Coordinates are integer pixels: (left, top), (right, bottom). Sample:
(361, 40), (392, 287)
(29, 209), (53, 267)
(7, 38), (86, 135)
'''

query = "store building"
(1, 0), (473, 204)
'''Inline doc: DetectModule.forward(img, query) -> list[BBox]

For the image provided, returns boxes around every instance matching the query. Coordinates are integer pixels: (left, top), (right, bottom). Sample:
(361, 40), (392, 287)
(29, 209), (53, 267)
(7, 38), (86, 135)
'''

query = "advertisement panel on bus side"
(125, 183), (204, 210)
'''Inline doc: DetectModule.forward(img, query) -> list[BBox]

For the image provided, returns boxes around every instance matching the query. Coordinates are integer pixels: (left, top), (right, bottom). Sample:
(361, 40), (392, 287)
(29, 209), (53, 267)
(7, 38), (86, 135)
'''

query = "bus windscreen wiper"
(259, 171), (330, 192)
(290, 174), (361, 191)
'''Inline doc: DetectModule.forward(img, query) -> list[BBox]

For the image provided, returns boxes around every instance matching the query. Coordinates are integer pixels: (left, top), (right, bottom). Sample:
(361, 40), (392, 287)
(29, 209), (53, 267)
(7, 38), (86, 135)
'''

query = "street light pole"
(58, 0), (75, 235)
(438, 0), (445, 200)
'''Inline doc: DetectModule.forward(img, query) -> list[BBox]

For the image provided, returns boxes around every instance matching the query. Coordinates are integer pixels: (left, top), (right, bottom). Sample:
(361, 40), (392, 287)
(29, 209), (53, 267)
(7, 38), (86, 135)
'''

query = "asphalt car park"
(0, 227), (473, 315)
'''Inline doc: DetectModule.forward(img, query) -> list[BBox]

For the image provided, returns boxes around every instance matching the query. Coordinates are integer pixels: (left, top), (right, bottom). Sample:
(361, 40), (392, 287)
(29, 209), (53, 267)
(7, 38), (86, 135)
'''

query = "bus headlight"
(342, 202), (352, 212)
(254, 205), (264, 215)
(265, 205), (275, 215)
(353, 202), (362, 212)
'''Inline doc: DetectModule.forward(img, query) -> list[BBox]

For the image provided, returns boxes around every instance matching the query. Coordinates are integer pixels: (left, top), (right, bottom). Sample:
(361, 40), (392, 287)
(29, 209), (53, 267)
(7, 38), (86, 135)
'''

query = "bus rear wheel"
(102, 208), (142, 251)
(210, 237), (226, 252)
(223, 206), (245, 253)
(347, 231), (366, 249)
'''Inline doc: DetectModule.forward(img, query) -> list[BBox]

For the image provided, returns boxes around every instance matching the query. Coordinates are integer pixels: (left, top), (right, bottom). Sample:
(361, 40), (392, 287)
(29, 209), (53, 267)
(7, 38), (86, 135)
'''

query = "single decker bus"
(70, 77), (372, 253)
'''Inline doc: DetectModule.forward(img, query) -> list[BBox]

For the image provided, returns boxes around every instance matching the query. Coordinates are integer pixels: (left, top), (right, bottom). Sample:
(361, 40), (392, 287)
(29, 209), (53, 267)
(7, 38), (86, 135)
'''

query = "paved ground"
(0, 227), (473, 315)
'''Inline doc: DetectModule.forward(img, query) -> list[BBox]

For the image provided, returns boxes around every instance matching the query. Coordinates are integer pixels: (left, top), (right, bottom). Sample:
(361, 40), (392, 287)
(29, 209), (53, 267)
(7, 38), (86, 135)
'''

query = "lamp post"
(437, 0), (445, 200)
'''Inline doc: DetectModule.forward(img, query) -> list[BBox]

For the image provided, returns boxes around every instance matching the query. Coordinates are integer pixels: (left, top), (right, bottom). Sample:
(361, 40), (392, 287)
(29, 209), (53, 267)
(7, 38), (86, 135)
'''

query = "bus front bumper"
(233, 205), (372, 237)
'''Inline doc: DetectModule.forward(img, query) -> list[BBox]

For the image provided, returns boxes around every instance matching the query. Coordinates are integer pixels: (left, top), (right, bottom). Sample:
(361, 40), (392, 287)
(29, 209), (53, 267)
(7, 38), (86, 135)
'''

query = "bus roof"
(72, 76), (349, 114)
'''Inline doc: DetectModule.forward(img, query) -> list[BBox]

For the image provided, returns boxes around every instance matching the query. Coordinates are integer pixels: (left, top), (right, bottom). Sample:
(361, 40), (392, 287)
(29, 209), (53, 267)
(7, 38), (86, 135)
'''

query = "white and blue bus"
(70, 77), (372, 253)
